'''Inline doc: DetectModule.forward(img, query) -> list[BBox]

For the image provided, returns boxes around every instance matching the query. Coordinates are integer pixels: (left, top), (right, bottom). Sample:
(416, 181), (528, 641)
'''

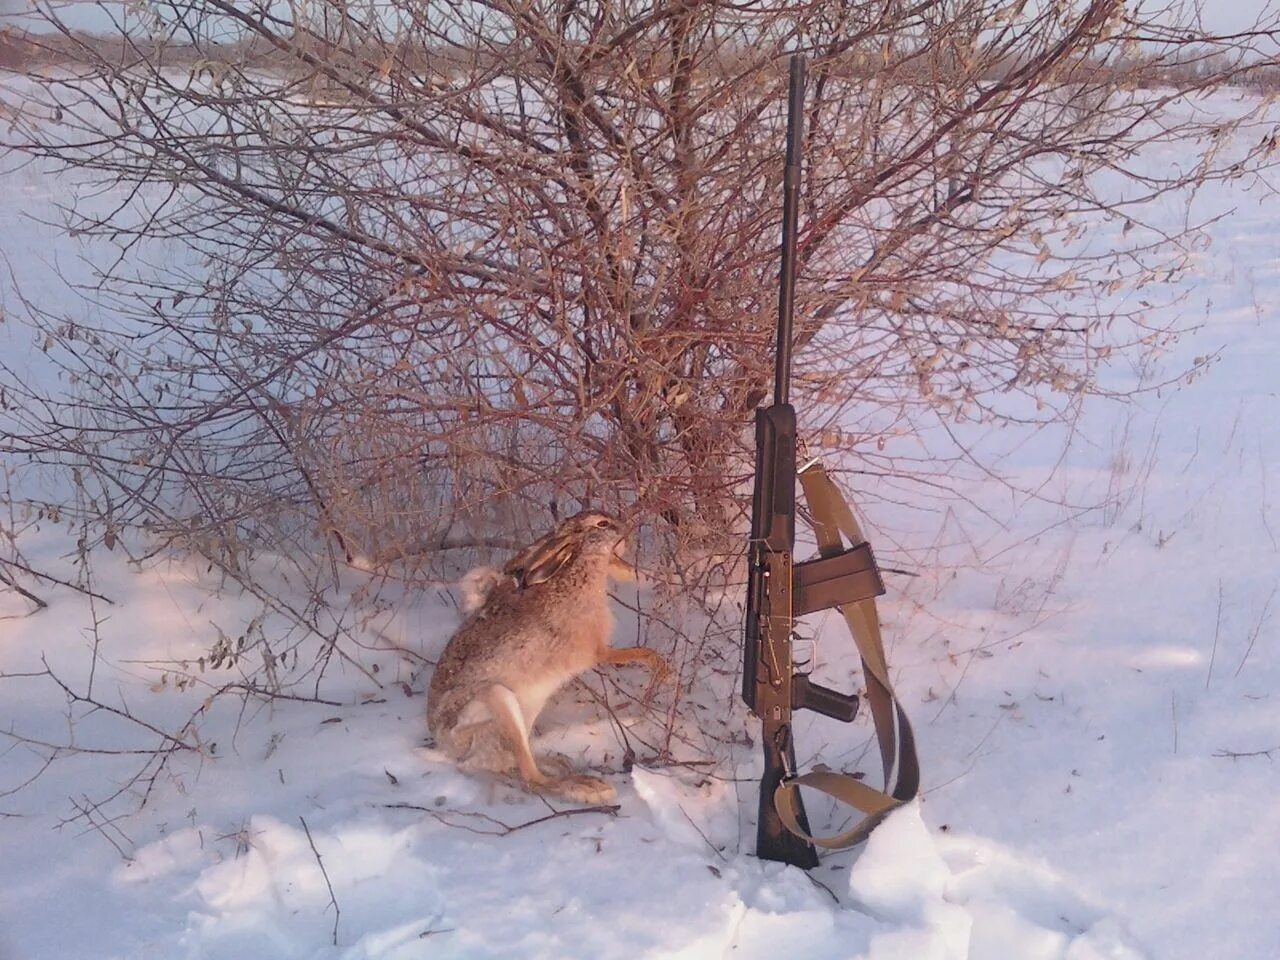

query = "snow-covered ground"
(2, 84), (1278, 960)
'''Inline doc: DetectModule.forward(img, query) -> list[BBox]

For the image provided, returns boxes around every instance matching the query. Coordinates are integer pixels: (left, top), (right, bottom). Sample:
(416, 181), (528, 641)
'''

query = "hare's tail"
(459, 566), (505, 614)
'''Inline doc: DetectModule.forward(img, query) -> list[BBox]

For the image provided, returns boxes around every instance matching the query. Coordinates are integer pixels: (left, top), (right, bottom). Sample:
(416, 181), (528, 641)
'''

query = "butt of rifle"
(756, 724), (820, 869)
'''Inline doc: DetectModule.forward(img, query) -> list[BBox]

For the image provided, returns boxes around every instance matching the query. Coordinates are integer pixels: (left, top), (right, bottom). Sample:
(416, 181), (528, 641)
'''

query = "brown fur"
(427, 512), (670, 804)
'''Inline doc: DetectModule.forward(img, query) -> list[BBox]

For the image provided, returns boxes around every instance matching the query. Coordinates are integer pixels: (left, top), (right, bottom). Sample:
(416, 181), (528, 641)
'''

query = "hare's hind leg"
(480, 684), (617, 805)
(478, 684), (548, 786)
(448, 720), (517, 775)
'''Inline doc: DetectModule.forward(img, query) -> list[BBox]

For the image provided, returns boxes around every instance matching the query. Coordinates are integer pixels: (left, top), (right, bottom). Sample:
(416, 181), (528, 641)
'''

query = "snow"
(3, 84), (1280, 960)
(846, 805), (1147, 960)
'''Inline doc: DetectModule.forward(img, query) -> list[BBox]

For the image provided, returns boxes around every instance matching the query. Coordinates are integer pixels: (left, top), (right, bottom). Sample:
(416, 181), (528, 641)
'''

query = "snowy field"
(2, 83), (1278, 960)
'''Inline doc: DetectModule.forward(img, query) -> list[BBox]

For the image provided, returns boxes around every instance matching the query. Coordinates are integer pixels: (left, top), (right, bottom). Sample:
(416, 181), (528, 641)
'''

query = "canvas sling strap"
(773, 462), (922, 849)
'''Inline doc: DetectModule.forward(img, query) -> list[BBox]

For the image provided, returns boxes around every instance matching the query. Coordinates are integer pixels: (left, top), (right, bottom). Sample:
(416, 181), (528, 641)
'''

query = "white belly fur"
(451, 674), (571, 734)
(517, 675), (566, 728)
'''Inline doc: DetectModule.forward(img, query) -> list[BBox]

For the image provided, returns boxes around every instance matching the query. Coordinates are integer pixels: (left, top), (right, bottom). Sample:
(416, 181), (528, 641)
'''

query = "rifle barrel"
(774, 54), (805, 407)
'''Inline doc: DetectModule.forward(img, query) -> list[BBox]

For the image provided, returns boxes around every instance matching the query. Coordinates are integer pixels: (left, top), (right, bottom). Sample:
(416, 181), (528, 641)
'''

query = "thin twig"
(1212, 746), (1277, 761)
(931, 648), (978, 724)
(1234, 586), (1277, 677)
(1206, 579), (1223, 689)
(0, 556), (113, 604)
(217, 682), (344, 707)
(1258, 438), (1277, 551)
(964, 712), (1006, 760)
(922, 758), (980, 796)
(85, 556), (105, 700)
(0, 568), (48, 612)
(299, 816), (340, 947)
(804, 871), (841, 904)
(40, 657), (197, 751)
(384, 802), (619, 836)
(68, 795), (134, 861)
(677, 801), (727, 862)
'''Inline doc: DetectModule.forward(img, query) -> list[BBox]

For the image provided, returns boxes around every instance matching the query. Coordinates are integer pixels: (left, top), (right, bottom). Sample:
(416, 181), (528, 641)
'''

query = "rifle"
(742, 54), (920, 868)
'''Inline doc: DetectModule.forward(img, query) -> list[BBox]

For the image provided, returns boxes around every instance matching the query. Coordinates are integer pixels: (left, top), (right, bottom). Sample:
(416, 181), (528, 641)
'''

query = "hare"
(427, 511), (672, 804)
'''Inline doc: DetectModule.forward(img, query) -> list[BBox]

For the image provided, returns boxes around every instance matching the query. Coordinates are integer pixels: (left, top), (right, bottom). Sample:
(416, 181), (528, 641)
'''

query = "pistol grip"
(793, 674), (860, 723)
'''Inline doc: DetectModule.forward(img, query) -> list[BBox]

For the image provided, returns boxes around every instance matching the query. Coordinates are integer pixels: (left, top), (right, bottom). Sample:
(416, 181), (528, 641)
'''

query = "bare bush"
(1, 1), (1278, 690)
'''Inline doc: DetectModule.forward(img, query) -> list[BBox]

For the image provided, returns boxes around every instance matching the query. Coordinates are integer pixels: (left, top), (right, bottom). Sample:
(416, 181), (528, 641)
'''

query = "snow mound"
(117, 816), (446, 960)
(631, 764), (736, 852)
(849, 803), (1149, 960)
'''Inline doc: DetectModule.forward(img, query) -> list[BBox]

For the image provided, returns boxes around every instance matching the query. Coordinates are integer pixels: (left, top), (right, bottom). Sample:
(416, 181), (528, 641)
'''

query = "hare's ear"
(504, 530), (579, 588)
(521, 536), (579, 586)
(502, 531), (553, 581)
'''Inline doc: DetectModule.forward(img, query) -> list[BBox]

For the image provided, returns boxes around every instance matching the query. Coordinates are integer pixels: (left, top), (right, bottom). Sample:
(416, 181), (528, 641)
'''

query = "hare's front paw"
(541, 774), (617, 805)
(640, 654), (676, 703)
(649, 654), (675, 685)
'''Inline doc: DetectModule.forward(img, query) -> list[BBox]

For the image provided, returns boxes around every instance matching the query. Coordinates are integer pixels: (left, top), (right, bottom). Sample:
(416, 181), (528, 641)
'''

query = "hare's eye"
(595, 518), (612, 529)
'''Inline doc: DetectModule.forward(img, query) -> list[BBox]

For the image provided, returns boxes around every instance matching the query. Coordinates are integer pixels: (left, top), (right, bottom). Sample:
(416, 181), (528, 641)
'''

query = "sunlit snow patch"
(849, 802), (1149, 960)
(631, 764), (734, 852)
(1126, 645), (1204, 670)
